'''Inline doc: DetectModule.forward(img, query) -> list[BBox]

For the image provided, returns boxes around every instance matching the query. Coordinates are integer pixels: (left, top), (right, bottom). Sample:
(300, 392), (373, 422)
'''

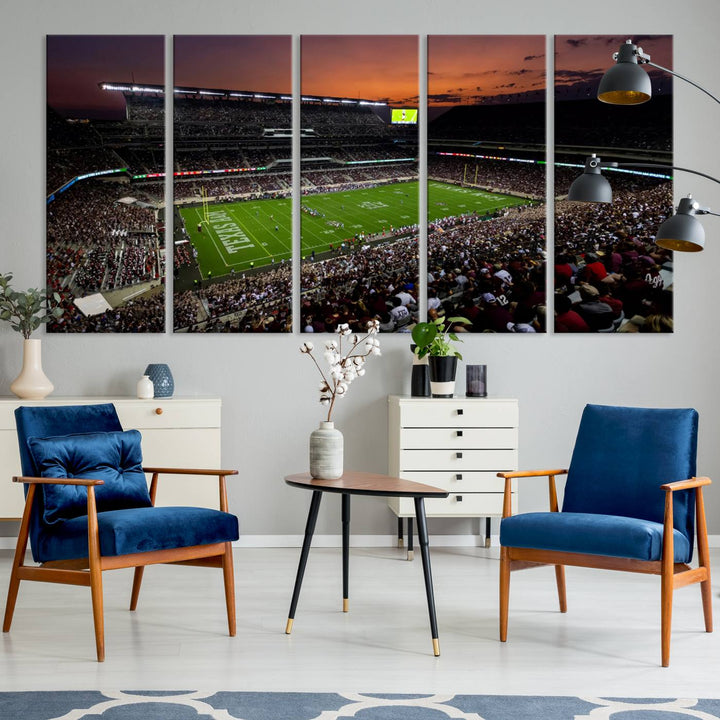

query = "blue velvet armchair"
(3, 403), (239, 661)
(499, 404), (712, 666)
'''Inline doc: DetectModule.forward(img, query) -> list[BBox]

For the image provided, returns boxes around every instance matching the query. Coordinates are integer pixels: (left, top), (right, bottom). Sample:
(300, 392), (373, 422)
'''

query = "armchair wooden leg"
(696, 487), (713, 633)
(555, 565), (567, 613)
(660, 566), (672, 668)
(130, 567), (144, 611)
(3, 485), (35, 633)
(222, 542), (236, 637)
(499, 546), (510, 642)
(87, 488), (105, 662)
(90, 571), (105, 663)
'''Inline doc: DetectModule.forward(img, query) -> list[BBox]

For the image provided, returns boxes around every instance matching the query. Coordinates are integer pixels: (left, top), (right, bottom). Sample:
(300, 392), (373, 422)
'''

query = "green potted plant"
(411, 315), (469, 397)
(0, 273), (63, 399)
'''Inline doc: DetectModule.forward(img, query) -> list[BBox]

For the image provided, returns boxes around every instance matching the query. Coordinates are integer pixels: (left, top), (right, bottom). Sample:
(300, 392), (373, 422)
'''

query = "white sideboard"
(388, 395), (519, 546)
(0, 396), (222, 520)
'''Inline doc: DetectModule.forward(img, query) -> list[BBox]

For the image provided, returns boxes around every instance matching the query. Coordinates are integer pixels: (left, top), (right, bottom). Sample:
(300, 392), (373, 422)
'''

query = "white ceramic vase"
(309, 421), (344, 480)
(10, 338), (54, 400)
(136, 375), (154, 399)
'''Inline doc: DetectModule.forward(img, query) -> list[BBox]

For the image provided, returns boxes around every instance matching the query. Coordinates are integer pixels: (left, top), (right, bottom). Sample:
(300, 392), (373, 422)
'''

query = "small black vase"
(428, 356), (458, 398)
(410, 343), (430, 397)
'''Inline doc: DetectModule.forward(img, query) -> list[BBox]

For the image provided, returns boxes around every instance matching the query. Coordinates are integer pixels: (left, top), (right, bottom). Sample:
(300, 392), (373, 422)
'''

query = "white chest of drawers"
(388, 395), (519, 541)
(0, 396), (222, 519)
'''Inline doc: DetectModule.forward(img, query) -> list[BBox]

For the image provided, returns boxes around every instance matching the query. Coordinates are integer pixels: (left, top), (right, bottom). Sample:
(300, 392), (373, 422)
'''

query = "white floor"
(0, 546), (718, 698)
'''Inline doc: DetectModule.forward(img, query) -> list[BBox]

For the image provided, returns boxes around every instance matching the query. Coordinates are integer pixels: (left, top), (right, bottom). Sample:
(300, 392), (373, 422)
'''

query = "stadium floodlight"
(598, 39), (720, 106)
(567, 154), (720, 251)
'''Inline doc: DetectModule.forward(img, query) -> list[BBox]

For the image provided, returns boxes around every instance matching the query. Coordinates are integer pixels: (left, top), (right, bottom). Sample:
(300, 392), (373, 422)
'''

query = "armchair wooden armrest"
(661, 476), (712, 492)
(13, 475), (104, 486)
(498, 469), (568, 518)
(142, 467), (238, 477)
(497, 469), (568, 480)
(142, 468), (238, 512)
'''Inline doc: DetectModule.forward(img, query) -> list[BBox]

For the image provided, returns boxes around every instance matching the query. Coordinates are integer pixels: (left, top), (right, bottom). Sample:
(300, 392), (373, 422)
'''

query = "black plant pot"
(428, 355), (458, 398)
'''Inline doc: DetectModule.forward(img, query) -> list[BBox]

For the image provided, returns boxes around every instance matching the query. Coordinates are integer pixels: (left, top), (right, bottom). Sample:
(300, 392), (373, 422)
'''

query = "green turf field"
(178, 181), (529, 277)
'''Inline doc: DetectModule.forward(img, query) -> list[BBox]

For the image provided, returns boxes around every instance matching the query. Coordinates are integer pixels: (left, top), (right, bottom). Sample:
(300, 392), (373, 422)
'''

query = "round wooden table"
(284, 471), (449, 656)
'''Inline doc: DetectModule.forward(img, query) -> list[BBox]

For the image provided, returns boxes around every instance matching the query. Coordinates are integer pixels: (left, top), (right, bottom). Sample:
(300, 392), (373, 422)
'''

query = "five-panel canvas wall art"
(45, 35), (673, 334)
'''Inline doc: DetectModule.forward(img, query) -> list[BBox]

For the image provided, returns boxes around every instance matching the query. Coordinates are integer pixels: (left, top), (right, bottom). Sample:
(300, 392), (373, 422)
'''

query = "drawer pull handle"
(155, 408), (163, 415)
(456, 430), (463, 437)
(457, 408), (464, 416)
(456, 473), (463, 481)
(456, 452), (463, 459)
(456, 495), (463, 502)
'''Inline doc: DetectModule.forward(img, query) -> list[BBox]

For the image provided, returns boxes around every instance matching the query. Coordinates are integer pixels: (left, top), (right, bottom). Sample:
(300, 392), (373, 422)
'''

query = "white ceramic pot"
(10, 338), (54, 400)
(136, 375), (154, 399)
(309, 421), (344, 479)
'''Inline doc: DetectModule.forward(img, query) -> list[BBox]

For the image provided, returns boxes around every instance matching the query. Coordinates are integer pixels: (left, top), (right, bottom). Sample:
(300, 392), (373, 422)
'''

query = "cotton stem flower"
(300, 320), (381, 422)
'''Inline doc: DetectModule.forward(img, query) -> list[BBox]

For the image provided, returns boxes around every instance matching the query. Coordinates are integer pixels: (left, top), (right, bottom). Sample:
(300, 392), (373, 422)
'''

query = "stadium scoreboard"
(391, 108), (418, 124)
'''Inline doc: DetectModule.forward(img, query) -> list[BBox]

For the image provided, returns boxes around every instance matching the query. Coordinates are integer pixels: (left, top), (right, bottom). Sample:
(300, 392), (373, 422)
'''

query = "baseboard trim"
(2, 534), (720, 550)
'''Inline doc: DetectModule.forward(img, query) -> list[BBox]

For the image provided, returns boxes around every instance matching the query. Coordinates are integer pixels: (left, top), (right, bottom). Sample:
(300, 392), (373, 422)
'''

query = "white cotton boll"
(357, 368), (366, 376)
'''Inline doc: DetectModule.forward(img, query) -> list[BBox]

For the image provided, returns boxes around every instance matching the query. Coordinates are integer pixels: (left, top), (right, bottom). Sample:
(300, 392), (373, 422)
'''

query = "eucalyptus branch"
(0, 273), (63, 339)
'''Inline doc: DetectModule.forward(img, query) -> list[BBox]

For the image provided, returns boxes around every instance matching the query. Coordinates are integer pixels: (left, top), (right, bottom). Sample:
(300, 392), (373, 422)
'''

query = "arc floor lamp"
(567, 39), (720, 252)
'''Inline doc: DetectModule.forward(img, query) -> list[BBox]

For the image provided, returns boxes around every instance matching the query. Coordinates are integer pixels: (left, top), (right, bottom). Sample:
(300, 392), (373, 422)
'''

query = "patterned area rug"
(2, 692), (720, 720)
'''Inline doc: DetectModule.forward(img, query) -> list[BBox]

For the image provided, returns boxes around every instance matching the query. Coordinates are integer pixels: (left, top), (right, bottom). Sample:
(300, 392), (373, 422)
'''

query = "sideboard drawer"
(401, 427), (517, 450)
(398, 399), (518, 429)
(390, 492), (513, 517)
(397, 470), (506, 493)
(115, 399), (220, 430)
(400, 448), (517, 472)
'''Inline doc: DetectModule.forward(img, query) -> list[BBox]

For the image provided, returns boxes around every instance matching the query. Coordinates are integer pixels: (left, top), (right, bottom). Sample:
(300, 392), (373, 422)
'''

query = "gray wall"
(2, 0), (719, 538)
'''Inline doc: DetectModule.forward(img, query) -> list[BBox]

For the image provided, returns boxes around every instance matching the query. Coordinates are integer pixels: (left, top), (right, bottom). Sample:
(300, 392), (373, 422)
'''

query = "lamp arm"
(644, 59), (720, 106)
(614, 163), (720, 187)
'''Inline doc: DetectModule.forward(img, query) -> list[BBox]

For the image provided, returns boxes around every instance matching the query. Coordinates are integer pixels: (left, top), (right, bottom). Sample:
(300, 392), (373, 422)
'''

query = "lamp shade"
(654, 197), (706, 252)
(567, 157), (613, 203)
(598, 42), (652, 105)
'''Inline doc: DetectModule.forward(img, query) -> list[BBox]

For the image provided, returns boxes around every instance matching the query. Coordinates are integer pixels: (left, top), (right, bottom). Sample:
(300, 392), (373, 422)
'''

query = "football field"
(178, 181), (530, 277)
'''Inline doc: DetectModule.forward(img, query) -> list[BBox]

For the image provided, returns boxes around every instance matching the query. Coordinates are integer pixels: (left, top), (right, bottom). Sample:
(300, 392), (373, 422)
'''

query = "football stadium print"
(46, 35), (166, 332)
(427, 35), (546, 333)
(300, 35), (420, 334)
(554, 35), (673, 333)
(172, 35), (292, 333)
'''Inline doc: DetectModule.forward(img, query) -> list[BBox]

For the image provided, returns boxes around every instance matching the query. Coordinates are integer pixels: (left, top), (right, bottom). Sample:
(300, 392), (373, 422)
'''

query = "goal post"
(200, 186), (210, 223)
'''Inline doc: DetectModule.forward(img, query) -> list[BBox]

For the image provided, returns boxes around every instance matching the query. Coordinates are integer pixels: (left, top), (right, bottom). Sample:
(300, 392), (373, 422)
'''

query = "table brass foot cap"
(407, 550), (414, 561)
(485, 537), (491, 548)
(285, 618), (294, 634)
(398, 538), (404, 548)
(343, 598), (349, 613)
(432, 638), (440, 656)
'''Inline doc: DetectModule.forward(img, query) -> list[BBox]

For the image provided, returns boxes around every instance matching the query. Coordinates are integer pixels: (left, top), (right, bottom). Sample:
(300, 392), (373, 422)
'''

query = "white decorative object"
(10, 339), (54, 400)
(300, 320), (381, 480)
(309, 420), (344, 480)
(136, 375), (154, 399)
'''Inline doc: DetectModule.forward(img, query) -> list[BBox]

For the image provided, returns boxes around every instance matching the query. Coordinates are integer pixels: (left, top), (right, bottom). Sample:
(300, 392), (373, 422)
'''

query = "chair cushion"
(34, 506), (240, 563)
(562, 405), (698, 549)
(500, 511), (692, 563)
(28, 430), (152, 525)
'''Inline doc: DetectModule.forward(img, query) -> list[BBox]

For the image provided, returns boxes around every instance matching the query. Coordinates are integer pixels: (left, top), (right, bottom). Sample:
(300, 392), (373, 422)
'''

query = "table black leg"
(414, 496), (440, 656)
(407, 517), (414, 561)
(342, 493), (350, 612)
(286, 490), (323, 634)
(397, 517), (404, 548)
(485, 517), (492, 548)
